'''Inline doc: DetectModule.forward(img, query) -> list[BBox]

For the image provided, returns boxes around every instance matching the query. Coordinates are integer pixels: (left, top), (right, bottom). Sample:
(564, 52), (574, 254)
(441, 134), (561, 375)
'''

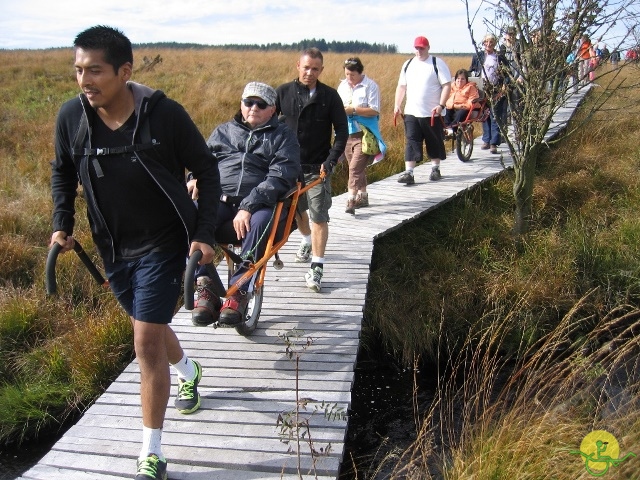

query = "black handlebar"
(46, 240), (107, 295)
(183, 250), (226, 310)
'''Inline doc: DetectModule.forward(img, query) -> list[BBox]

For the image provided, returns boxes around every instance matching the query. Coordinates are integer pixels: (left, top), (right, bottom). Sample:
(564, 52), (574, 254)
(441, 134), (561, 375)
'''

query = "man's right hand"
(50, 231), (74, 252)
(321, 159), (336, 175)
(190, 241), (215, 265)
(393, 110), (403, 126)
(187, 179), (198, 201)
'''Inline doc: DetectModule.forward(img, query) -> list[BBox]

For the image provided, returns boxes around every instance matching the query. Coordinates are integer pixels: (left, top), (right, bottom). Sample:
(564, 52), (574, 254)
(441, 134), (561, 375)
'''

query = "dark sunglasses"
(344, 59), (358, 66)
(242, 98), (269, 109)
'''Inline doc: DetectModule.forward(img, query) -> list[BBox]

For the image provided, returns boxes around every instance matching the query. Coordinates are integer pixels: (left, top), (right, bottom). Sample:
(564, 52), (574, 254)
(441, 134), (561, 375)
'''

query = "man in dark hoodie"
(50, 25), (220, 480)
(276, 48), (348, 293)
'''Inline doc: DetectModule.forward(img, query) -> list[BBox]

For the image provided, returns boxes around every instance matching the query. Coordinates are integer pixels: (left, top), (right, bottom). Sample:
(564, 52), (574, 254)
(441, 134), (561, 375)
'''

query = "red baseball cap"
(414, 36), (429, 48)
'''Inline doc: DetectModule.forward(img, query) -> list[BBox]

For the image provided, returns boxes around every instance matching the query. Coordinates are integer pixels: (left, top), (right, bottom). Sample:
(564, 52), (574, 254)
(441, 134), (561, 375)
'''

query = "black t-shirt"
(88, 113), (186, 260)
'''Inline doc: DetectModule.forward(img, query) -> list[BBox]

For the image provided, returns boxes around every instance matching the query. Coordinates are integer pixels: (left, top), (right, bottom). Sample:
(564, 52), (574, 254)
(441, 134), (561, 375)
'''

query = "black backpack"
(403, 55), (439, 76)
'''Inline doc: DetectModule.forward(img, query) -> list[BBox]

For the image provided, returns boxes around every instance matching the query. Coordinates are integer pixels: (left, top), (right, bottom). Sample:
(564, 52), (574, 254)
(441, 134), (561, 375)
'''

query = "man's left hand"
(233, 210), (252, 240)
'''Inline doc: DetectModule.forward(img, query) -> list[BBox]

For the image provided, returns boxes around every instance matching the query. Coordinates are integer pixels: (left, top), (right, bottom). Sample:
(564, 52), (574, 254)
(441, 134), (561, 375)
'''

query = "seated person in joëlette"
(187, 82), (301, 326)
(444, 68), (480, 133)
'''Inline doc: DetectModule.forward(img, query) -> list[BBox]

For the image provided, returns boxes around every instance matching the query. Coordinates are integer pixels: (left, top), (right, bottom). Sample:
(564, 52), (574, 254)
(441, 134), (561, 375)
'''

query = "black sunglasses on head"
(344, 59), (358, 66)
(242, 98), (269, 109)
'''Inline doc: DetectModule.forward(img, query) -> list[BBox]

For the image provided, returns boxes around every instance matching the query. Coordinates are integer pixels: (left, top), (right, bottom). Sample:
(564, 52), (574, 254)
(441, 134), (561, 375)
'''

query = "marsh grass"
(382, 295), (640, 479)
(354, 67), (640, 478)
(1, 46), (638, 479)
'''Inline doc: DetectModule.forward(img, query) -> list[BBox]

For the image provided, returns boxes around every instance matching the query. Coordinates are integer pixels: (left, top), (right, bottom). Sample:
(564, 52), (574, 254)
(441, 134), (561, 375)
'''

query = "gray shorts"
(302, 172), (332, 223)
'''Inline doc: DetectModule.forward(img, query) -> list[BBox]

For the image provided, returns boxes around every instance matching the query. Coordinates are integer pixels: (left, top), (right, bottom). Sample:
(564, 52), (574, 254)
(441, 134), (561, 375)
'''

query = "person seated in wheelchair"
(443, 69), (480, 136)
(188, 82), (301, 326)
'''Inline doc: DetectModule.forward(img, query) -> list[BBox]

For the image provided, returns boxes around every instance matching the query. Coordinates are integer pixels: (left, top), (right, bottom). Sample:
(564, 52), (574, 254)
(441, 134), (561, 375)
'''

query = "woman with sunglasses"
(337, 57), (384, 214)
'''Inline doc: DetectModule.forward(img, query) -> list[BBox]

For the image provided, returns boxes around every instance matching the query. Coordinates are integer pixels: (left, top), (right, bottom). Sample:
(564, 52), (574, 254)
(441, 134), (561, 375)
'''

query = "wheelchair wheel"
(456, 124), (474, 162)
(235, 285), (263, 336)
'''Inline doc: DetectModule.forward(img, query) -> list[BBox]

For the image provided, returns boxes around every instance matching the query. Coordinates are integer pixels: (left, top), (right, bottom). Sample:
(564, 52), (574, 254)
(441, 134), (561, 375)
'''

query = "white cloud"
(5, 0), (632, 54)
(0, 0), (482, 53)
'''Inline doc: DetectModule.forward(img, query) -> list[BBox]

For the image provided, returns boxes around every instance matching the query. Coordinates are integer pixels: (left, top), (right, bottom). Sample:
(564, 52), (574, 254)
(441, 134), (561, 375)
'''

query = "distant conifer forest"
(135, 38), (398, 53)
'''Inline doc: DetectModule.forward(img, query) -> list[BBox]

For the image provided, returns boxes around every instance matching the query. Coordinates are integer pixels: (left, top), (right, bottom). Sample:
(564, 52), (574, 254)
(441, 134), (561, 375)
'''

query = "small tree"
(465, 0), (640, 236)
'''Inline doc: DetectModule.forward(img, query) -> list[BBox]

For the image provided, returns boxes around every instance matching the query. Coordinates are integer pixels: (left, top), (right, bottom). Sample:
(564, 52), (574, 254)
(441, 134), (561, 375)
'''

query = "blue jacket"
(349, 115), (387, 164)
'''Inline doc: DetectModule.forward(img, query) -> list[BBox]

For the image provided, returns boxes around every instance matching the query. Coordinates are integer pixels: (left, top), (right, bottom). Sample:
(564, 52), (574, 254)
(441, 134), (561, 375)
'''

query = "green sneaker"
(135, 454), (167, 480)
(175, 360), (202, 414)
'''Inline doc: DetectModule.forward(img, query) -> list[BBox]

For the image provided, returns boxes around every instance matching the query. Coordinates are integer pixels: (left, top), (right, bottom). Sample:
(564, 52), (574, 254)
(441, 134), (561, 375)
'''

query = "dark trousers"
(444, 108), (471, 128)
(482, 96), (507, 146)
(403, 114), (447, 162)
(196, 202), (287, 291)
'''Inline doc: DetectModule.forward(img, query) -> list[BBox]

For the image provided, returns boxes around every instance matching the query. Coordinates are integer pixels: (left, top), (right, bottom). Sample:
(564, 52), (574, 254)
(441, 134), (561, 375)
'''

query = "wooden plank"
(24, 450), (338, 479)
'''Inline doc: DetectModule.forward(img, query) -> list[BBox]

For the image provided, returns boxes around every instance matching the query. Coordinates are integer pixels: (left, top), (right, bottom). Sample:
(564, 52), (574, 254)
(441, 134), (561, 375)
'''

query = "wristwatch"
(439, 104), (445, 109)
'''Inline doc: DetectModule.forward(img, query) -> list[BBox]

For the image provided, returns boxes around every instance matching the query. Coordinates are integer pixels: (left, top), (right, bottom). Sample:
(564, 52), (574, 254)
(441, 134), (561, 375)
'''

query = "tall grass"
(374, 295), (640, 479)
(353, 67), (640, 478)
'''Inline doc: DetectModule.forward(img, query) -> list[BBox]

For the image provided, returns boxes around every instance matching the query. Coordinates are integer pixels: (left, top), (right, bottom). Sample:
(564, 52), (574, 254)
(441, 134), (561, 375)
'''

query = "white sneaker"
(305, 266), (323, 292)
(295, 242), (312, 263)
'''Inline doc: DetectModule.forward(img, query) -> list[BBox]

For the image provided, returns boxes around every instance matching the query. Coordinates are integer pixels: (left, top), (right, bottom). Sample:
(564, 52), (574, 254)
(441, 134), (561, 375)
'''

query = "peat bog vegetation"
(1, 48), (640, 478)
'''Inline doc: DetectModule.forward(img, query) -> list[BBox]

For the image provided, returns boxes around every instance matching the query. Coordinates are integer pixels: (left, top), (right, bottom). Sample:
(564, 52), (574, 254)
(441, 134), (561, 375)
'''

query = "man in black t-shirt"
(50, 25), (220, 480)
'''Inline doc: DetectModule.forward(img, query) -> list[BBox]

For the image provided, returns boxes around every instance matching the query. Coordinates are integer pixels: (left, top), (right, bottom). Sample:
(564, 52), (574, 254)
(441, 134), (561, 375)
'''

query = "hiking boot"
(175, 360), (202, 414)
(218, 293), (249, 325)
(305, 266), (323, 293)
(490, 145), (498, 154)
(481, 143), (490, 150)
(136, 454), (167, 480)
(295, 242), (312, 263)
(397, 171), (415, 184)
(345, 198), (356, 215)
(192, 276), (222, 326)
(429, 167), (442, 181)
(354, 193), (369, 208)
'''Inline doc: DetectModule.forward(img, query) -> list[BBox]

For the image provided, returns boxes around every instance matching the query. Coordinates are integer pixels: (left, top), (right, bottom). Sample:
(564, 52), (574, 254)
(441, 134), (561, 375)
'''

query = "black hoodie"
(51, 82), (220, 262)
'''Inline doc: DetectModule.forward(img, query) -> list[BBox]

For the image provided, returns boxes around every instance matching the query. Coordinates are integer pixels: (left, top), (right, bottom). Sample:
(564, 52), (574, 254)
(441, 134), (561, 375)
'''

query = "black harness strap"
(71, 110), (159, 157)
(74, 142), (158, 156)
(404, 55), (439, 76)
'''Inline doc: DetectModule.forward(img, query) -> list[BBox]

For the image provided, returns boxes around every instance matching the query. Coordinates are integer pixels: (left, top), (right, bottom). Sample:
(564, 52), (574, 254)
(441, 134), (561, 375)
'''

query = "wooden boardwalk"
(19, 91), (586, 480)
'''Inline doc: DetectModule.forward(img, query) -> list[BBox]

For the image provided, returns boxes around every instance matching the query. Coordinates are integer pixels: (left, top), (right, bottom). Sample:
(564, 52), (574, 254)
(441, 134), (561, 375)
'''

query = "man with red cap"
(394, 35), (451, 184)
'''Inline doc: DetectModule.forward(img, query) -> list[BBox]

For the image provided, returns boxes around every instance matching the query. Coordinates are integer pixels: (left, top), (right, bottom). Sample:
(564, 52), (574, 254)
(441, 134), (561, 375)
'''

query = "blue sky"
(1, 1), (634, 54)
(0, 0), (484, 53)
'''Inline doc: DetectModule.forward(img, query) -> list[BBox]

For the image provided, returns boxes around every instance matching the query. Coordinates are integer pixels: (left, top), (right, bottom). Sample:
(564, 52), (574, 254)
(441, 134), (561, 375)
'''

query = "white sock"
(172, 353), (195, 381)
(432, 161), (440, 169)
(348, 194), (356, 200)
(140, 426), (164, 460)
(311, 256), (325, 264)
(301, 235), (311, 245)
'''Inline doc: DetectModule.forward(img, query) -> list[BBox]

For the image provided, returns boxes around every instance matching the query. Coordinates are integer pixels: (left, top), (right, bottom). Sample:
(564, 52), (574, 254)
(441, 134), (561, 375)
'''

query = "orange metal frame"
(221, 172), (325, 298)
